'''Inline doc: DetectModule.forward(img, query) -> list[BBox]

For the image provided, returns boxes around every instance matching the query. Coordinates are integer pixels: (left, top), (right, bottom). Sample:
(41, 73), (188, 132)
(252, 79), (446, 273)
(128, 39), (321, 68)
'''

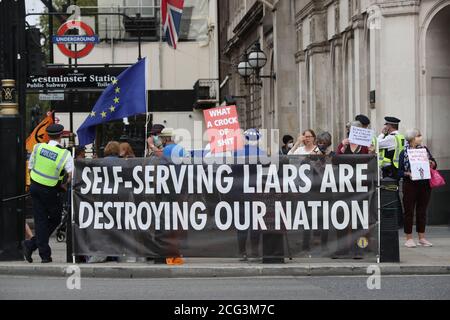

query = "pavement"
(0, 226), (448, 279)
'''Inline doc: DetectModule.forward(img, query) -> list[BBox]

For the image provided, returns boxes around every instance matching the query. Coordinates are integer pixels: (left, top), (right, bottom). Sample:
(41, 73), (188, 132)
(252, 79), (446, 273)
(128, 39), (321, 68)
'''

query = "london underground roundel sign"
(54, 20), (98, 59)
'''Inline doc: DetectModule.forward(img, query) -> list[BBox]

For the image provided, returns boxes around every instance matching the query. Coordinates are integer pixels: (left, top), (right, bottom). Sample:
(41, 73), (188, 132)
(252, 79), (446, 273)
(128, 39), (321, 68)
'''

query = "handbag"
(430, 168), (446, 189)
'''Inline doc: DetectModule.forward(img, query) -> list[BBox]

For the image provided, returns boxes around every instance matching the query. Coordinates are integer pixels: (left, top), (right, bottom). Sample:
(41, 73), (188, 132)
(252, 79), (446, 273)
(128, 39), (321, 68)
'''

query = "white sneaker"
(418, 239), (433, 247)
(404, 239), (417, 248)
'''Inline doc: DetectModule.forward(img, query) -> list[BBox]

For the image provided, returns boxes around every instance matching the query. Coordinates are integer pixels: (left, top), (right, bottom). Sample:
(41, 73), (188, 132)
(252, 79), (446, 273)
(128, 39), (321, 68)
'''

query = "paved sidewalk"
(0, 226), (448, 278)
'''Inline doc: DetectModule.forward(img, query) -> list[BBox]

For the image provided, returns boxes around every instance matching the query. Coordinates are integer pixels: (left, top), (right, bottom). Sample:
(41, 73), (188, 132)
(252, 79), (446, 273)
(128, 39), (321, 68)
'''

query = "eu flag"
(77, 58), (147, 146)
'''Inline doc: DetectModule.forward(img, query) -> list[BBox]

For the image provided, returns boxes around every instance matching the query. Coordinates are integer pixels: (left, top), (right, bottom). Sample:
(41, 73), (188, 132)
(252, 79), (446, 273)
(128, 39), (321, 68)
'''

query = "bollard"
(379, 178), (401, 262)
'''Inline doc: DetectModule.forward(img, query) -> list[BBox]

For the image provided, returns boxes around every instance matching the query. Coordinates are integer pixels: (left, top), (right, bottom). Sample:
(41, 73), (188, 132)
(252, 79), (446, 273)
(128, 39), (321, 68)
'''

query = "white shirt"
(377, 130), (399, 151)
(28, 140), (74, 174)
(288, 146), (320, 155)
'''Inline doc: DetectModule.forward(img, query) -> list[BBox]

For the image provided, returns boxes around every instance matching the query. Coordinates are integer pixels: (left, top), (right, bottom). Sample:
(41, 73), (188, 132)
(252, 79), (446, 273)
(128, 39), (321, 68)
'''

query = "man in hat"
(22, 124), (74, 263)
(159, 128), (188, 162)
(378, 117), (405, 179)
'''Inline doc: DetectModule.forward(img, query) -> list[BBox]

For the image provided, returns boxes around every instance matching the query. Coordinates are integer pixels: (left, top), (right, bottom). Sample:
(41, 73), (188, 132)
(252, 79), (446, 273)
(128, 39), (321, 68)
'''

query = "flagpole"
(159, 1), (164, 89)
(144, 57), (149, 157)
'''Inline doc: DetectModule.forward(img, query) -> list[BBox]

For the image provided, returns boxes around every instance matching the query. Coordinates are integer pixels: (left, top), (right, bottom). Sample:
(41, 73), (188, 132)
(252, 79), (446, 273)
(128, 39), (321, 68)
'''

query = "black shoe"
(21, 241), (33, 263)
(41, 258), (52, 263)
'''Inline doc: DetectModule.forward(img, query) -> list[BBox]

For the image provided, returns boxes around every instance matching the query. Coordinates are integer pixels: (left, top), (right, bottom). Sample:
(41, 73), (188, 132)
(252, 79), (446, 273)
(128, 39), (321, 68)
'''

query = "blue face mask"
(153, 135), (161, 146)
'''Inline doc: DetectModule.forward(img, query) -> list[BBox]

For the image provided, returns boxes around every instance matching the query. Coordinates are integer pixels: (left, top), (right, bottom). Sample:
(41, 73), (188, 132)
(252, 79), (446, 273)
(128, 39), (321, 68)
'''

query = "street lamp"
(248, 43), (267, 70)
(237, 60), (253, 78)
(237, 42), (275, 84)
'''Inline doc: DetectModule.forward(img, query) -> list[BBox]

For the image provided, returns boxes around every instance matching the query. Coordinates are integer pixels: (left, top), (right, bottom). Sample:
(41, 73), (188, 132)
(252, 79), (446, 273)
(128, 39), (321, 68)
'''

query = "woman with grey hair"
(316, 131), (335, 156)
(336, 121), (369, 154)
(399, 128), (437, 248)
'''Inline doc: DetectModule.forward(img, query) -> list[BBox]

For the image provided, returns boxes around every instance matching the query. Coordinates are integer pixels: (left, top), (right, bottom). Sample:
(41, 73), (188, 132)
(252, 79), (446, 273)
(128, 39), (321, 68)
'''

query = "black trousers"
(403, 179), (431, 234)
(24, 183), (62, 260)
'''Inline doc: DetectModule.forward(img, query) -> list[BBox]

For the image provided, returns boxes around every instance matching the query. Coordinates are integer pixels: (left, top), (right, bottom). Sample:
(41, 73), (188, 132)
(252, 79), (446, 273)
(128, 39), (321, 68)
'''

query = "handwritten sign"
(349, 126), (374, 147)
(407, 148), (431, 181)
(203, 105), (243, 154)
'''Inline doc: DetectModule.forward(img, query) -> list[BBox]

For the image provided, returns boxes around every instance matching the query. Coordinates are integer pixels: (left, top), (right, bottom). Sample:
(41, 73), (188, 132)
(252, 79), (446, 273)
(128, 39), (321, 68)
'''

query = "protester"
(159, 128), (188, 162)
(74, 146), (86, 159)
(120, 142), (135, 158)
(399, 128), (437, 248)
(234, 129), (267, 261)
(288, 129), (319, 155)
(300, 132), (333, 254)
(158, 128), (187, 264)
(316, 132), (334, 156)
(334, 123), (369, 259)
(355, 114), (377, 153)
(86, 141), (121, 263)
(234, 128), (267, 157)
(336, 121), (369, 154)
(280, 134), (294, 155)
(103, 141), (120, 158)
(147, 124), (165, 157)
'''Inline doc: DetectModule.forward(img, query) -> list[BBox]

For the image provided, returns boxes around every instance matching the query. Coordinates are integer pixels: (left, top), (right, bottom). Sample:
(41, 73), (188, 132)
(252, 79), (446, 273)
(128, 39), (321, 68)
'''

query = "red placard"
(203, 106), (243, 154)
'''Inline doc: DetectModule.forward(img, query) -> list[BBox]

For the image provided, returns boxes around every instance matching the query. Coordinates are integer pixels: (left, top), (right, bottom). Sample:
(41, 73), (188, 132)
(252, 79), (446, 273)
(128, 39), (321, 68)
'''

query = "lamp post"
(237, 42), (275, 85)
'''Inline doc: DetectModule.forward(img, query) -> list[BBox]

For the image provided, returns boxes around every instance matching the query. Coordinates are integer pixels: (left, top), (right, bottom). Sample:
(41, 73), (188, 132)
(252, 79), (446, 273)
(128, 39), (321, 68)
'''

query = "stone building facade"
(219, 0), (450, 223)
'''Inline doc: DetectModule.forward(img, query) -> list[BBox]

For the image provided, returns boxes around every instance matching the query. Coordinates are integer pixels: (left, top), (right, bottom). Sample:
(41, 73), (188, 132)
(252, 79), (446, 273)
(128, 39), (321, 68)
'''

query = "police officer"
(22, 124), (73, 263)
(378, 117), (405, 179)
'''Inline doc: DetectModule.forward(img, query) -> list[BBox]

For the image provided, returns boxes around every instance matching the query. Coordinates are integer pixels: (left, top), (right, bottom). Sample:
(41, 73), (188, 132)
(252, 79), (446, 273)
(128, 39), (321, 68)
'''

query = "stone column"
(273, 0), (299, 138)
(377, 1), (420, 132)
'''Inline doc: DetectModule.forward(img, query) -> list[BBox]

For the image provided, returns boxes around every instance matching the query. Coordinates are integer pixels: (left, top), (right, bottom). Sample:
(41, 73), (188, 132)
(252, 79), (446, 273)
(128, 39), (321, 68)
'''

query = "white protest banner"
(349, 126), (374, 147)
(408, 148), (431, 181)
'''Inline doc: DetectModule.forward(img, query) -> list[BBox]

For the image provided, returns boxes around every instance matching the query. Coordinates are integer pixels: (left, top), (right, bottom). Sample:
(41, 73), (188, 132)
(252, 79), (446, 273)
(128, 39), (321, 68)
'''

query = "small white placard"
(408, 148), (431, 181)
(349, 126), (374, 147)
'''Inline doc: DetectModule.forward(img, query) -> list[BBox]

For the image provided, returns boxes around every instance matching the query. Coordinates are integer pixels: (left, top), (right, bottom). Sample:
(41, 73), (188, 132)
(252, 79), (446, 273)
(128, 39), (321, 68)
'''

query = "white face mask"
(287, 143), (294, 149)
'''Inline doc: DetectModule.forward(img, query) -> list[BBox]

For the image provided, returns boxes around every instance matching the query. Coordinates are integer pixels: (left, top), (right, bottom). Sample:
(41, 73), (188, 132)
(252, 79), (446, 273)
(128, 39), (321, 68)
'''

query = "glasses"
(304, 136), (314, 138)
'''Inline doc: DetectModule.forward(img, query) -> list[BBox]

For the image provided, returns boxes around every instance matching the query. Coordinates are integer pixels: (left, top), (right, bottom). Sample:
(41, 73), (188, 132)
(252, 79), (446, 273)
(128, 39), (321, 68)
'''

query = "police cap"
(355, 114), (371, 126)
(46, 124), (64, 136)
(384, 117), (401, 125)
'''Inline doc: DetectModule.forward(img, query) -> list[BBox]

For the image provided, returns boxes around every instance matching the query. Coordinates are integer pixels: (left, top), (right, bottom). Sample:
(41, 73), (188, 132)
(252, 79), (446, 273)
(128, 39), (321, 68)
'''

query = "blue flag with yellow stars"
(77, 58), (147, 146)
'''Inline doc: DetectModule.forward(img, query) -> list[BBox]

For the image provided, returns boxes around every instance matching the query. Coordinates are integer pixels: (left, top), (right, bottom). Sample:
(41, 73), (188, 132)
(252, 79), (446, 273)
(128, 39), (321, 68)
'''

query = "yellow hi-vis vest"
(30, 143), (70, 187)
(378, 134), (405, 168)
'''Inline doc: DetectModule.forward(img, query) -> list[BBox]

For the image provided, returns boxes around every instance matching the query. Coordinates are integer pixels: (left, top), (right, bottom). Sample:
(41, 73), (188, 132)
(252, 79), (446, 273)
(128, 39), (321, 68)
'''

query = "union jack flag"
(162, 0), (184, 49)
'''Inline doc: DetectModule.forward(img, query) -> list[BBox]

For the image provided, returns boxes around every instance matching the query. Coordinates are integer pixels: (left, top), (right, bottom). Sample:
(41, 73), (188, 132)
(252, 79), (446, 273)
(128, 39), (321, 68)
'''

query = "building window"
(95, 0), (209, 42)
(123, 0), (158, 17)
